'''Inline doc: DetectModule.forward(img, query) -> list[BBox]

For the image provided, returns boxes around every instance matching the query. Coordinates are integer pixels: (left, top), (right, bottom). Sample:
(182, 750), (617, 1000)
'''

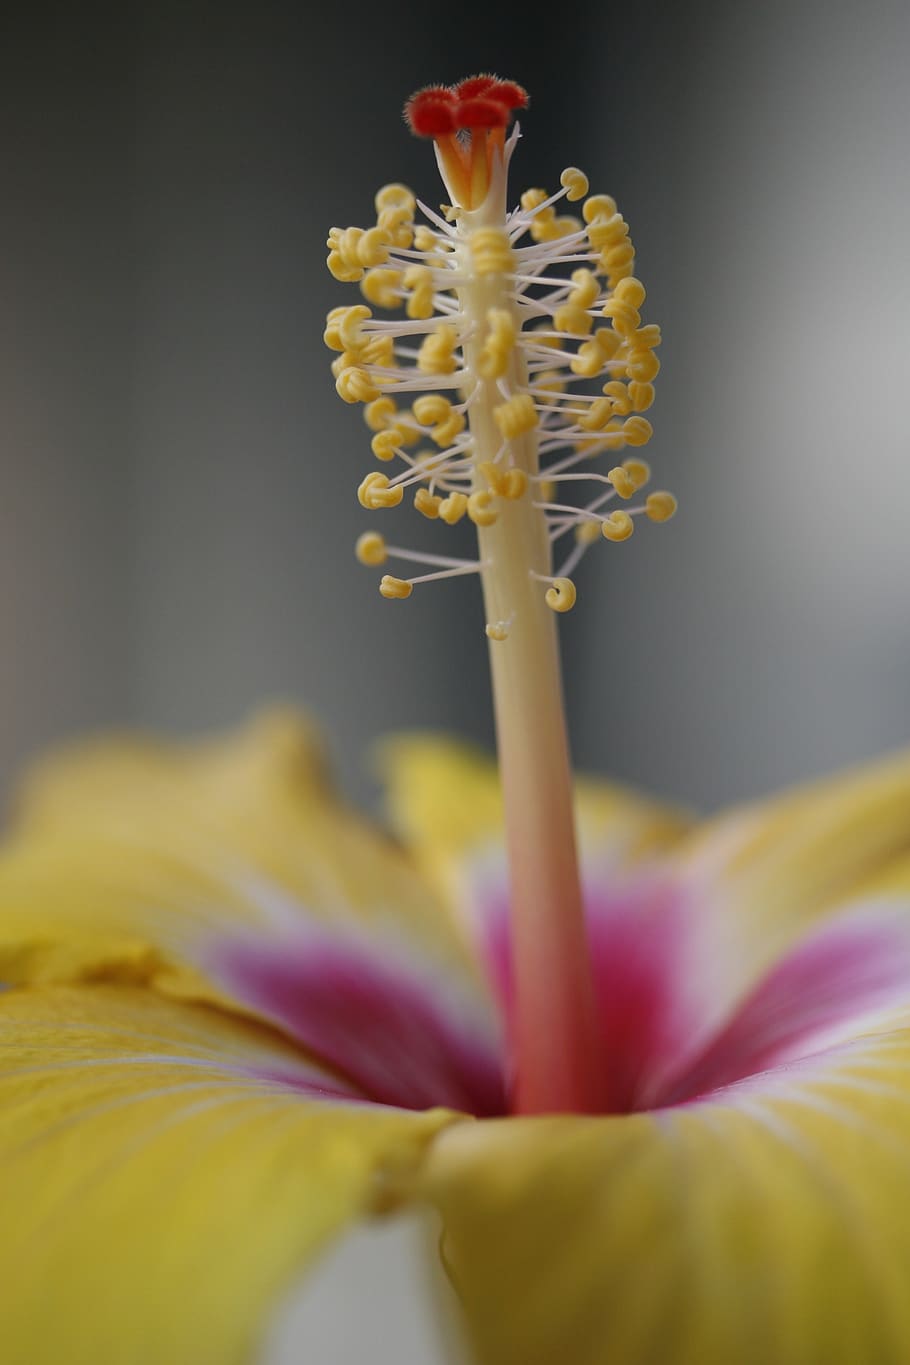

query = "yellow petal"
(0, 983), (456, 1365)
(678, 747), (910, 1020)
(422, 1029), (910, 1365)
(0, 713), (496, 1074)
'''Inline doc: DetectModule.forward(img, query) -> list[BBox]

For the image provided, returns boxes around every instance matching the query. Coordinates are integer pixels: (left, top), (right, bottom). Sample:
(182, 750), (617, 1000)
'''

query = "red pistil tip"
(405, 75), (529, 139)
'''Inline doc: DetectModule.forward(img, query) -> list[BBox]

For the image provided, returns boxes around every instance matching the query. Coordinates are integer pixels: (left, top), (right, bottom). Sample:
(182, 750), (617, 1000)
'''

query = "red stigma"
(405, 75), (529, 139)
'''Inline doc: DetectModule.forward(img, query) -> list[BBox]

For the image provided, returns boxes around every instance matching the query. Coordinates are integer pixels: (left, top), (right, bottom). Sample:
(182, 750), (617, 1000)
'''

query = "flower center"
(325, 75), (676, 1114)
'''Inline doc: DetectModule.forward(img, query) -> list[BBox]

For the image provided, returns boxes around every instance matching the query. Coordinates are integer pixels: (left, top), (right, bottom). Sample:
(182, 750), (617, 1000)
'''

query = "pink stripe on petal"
(664, 902), (910, 1104)
(212, 928), (506, 1116)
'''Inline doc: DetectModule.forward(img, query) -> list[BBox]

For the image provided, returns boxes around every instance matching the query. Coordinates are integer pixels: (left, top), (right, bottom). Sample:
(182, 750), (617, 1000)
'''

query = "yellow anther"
(364, 396), (397, 431)
(370, 427), (403, 461)
(357, 226), (391, 268)
(479, 462), (525, 499)
(377, 204), (414, 249)
(412, 394), (449, 425)
(494, 392), (538, 440)
(538, 479), (557, 503)
(417, 324), (459, 375)
(623, 457), (651, 490)
(535, 368), (566, 394)
(337, 304), (372, 351)
(614, 277), (646, 309)
(413, 396), (465, 447)
(379, 575), (412, 600)
(569, 268), (600, 310)
(601, 300), (640, 336)
(536, 214), (582, 242)
(560, 167), (589, 202)
(602, 511), (634, 542)
(468, 489), (499, 527)
(327, 250), (363, 283)
(360, 334), (394, 368)
(628, 381), (656, 412)
(577, 397), (615, 432)
(607, 467), (637, 499)
(554, 303), (593, 336)
(521, 188), (549, 212)
(602, 380), (631, 414)
(575, 521), (601, 546)
(633, 323), (662, 350)
(330, 351), (357, 379)
(587, 214), (628, 250)
(486, 621), (510, 642)
(336, 367), (380, 404)
(413, 224), (439, 252)
(414, 488), (442, 519)
(502, 468), (527, 499)
(593, 327), (622, 360)
(627, 350), (661, 383)
(570, 339), (605, 378)
(622, 416), (653, 447)
(361, 268), (402, 310)
(646, 491), (678, 523)
(355, 531), (387, 566)
(602, 243), (636, 279)
(375, 183), (416, 215)
(438, 492), (468, 524)
(545, 577), (577, 612)
(403, 264), (435, 321)
(478, 308), (517, 380)
(470, 227), (513, 276)
(357, 472), (403, 509)
(583, 194), (618, 223)
(321, 309), (346, 352)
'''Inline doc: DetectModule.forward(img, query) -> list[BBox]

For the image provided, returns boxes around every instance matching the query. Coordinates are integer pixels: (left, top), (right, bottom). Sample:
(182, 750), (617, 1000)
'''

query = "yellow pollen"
(478, 308), (517, 380)
(361, 268), (402, 309)
(375, 183), (416, 214)
(438, 492), (468, 525)
(560, 167), (589, 201)
(602, 510), (634, 541)
(414, 488), (442, 518)
(336, 367), (380, 404)
(545, 577), (577, 612)
(623, 457), (651, 489)
(485, 620), (511, 642)
(417, 324), (459, 375)
(355, 531), (388, 565)
(622, 416), (653, 447)
(628, 381), (655, 411)
(575, 522), (601, 545)
(370, 428), (403, 461)
(470, 227), (514, 277)
(646, 491), (678, 522)
(467, 489), (499, 527)
(494, 393), (538, 440)
(358, 472), (403, 509)
(379, 575), (412, 599)
(364, 396), (398, 431)
(607, 466), (637, 499)
(403, 264), (435, 320)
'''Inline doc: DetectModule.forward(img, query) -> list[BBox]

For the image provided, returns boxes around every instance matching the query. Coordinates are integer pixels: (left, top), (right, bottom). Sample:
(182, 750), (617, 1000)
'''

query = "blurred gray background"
(2, 1), (909, 1360)
(3, 0), (909, 814)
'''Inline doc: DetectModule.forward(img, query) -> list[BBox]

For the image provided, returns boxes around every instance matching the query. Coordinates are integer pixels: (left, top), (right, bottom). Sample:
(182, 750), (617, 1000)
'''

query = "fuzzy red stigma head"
(404, 75), (529, 209)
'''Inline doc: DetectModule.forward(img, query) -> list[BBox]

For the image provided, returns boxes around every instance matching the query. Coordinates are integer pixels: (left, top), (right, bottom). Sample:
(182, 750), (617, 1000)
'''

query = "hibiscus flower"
(3, 73), (909, 1365)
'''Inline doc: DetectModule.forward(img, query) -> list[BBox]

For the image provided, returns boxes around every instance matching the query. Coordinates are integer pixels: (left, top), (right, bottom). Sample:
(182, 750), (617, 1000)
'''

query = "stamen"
(326, 73), (678, 1117)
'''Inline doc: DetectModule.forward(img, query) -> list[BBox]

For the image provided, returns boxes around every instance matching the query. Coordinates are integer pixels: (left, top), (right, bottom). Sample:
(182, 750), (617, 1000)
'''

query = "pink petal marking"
(212, 926), (506, 1116)
(663, 903), (910, 1104)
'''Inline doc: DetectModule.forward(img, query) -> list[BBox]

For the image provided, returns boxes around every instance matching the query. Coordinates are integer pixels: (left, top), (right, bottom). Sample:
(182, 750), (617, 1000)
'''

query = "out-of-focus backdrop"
(2, 0), (908, 1358)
